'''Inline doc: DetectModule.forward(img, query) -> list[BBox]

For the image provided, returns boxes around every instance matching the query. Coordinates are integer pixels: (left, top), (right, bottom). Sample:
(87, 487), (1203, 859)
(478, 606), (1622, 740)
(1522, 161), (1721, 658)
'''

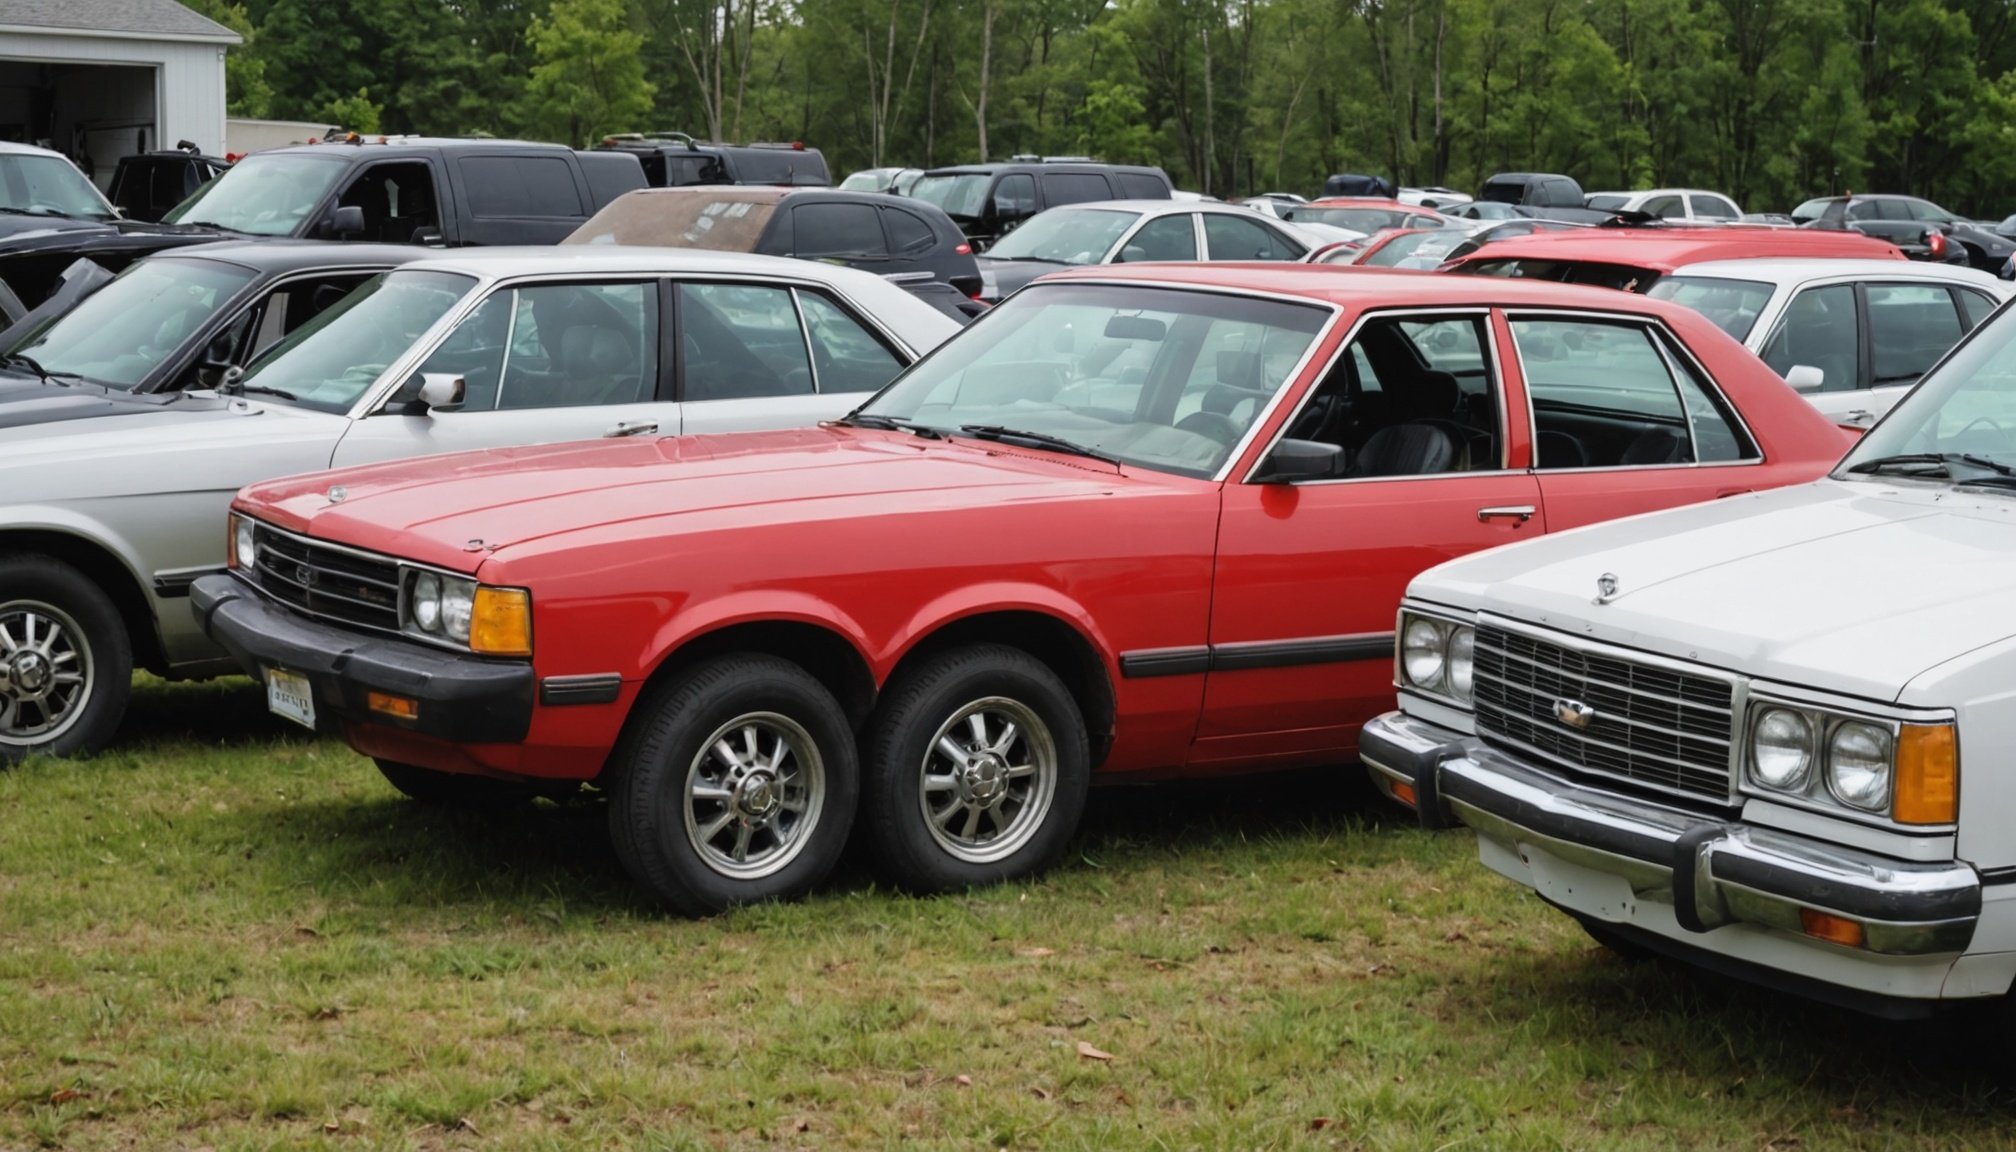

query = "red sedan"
(194, 265), (1851, 914)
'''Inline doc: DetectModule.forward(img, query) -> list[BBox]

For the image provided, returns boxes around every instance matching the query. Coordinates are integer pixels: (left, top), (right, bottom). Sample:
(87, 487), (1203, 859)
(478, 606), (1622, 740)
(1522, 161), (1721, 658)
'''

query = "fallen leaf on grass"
(323, 1121), (339, 1134)
(1443, 930), (1470, 943)
(1310, 1117), (1332, 1131)
(1030, 1087), (1052, 1101)
(1017, 947), (1057, 958)
(451, 1117), (479, 1135)
(48, 1088), (85, 1104)
(1076, 1041), (1113, 1062)
(953, 1075), (973, 1088)
(294, 925), (320, 938)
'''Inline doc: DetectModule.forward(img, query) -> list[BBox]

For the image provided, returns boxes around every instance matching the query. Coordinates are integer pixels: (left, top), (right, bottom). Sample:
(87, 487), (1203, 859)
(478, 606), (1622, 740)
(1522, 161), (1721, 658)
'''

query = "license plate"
(266, 667), (316, 730)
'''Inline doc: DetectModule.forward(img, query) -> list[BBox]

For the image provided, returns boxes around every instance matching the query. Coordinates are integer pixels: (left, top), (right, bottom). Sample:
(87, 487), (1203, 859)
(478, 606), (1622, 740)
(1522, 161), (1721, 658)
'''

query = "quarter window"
(1040, 173), (1114, 207)
(1512, 316), (1756, 467)
(678, 282), (815, 399)
(798, 292), (903, 393)
(881, 206), (937, 256)
(1959, 288), (2001, 329)
(791, 202), (887, 259)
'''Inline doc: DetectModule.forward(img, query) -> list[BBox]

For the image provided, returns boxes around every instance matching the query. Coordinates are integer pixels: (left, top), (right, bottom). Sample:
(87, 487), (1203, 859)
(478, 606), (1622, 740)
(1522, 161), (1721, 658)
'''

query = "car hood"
(976, 257), (1066, 299)
(1413, 479), (2016, 702)
(242, 426), (1146, 575)
(0, 390), (349, 503)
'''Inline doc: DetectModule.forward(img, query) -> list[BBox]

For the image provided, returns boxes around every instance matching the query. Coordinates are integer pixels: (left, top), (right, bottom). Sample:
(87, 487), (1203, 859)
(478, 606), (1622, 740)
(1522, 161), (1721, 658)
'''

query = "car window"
(1960, 288), (2001, 329)
(11, 257), (256, 388)
(421, 281), (658, 411)
(881, 206), (937, 256)
(1040, 173), (1115, 207)
(1117, 173), (1168, 198)
(1876, 199), (1915, 222)
(990, 174), (1036, 219)
(1203, 213), (1298, 260)
(336, 160), (442, 243)
(241, 273), (378, 363)
(237, 269), (479, 413)
(1847, 200), (1881, 222)
(1512, 316), (1755, 467)
(987, 208), (1136, 264)
(1759, 284), (1858, 392)
(910, 172), (992, 218)
(1690, 194), (1738, 220)
(1906, 199), (1954, 223)
(798, 291), (903, 393)
(1119, 214), (1197, 261)
(791, 202), (887, 258)
(678, 282), (815, 400)
(1644, 275), (1775, 341)
(1641, 195), (1683, 219)
(1585, 194), (1628, 212)
(458, 156), (584, 218)
(1867, 283), (1965, 386)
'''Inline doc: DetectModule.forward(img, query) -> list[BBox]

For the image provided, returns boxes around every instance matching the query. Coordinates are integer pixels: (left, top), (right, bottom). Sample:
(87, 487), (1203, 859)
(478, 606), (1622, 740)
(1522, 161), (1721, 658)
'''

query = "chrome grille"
(1473, 622), (1735, 802)
(249, 525), (400, 633)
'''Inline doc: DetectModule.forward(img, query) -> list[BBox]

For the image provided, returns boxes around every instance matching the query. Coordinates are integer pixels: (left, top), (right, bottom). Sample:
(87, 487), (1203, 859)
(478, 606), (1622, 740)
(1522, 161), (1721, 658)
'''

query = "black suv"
(596, 133), (831, 188)
(567, 186), (982, 304)
(107, 145), (231, 222)
(906, 161), (1174, 250)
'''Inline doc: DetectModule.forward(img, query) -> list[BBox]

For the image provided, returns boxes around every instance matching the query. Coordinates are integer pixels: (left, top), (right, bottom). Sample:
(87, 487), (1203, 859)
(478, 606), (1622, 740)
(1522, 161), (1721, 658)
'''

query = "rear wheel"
(861, 644), (1089, 894)
(0, 555), (132, 765)
(606, 654), (857, 916)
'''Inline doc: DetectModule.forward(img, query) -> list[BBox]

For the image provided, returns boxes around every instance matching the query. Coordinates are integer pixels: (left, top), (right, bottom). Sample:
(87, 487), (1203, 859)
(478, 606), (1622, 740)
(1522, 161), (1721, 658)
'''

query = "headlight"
(411, 571), (442, 633)
(1750, 707), (1813, 790)
(1445, 626), (1476, 704)
(440, 579), (476, 643)
(1827, 721), (1892, 811)
(1400, 616), (1447, 691)
(232, 516), (257, 572)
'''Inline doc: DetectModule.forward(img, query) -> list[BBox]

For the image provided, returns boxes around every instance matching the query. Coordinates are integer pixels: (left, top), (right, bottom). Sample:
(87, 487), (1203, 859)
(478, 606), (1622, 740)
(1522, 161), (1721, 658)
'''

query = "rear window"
(730, 147), (829, 186)
(1116, 172), (1169, 199)
(909, 172), (991, 218)
(1584, 194), (1628, 211)
(1040, 173), (1115, 207)
(459, 156), (584, 218)
(1479, 179), (1526, 204)
(564, 190), (780, 250)
(1457, 259), (1663, 292)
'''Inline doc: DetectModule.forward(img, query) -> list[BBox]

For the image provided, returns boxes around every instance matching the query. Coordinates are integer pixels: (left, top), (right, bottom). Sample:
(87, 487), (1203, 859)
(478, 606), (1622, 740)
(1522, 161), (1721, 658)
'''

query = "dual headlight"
(1746, 701), (1957, 825)
(403, 569), (532, 657)
(1398, 611), (1475, 706)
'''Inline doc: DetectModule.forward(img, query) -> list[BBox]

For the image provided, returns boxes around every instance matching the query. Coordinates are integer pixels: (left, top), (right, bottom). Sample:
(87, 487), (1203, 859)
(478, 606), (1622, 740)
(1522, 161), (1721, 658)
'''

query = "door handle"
(1477, 504), (1536, 523)
(605, 420), (658, 438)
(1715, 488), (1754, 499)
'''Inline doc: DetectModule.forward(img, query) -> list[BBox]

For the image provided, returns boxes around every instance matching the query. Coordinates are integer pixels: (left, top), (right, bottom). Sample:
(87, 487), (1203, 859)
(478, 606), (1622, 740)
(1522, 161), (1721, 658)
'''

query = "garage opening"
(0, 60), (159, 190)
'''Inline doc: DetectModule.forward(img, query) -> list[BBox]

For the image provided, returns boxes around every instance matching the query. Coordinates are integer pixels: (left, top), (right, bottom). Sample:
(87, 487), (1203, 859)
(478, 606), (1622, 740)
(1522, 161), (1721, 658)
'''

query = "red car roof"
(1440, 226), (1904, 272)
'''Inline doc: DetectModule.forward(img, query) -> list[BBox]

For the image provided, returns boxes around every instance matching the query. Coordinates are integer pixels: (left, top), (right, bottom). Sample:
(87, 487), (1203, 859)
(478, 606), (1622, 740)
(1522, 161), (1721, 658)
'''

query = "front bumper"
(191, 574), (534, 744)
(1360, 709), (1981, 971)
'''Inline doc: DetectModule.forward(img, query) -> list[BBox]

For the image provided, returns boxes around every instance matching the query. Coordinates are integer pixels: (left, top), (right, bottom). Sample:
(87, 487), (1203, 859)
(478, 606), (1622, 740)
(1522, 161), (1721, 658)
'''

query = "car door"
(1515, 311), (1770, 529)
(1641, 194), (1684, 220)
(329, 277), (676, 467)
(1853, 281), (1970, 423)
(1201, 213), (1305, 261)
(1196, 309), (1543, 767)
(676, 280), (901, 432)
(1112, 212), (1200, 263)
(879, 203), (944, 282)
(1690, 193), (1739, 221)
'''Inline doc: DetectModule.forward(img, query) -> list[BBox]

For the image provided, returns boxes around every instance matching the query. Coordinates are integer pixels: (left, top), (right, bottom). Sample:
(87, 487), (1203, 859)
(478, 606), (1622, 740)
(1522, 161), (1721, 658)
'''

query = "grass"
(4, 680), (2016, 1149)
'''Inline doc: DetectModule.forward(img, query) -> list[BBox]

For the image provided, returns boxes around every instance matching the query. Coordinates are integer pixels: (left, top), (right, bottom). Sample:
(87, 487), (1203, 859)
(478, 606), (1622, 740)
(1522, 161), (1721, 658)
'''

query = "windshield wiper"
(0, 206), (73, 219)
(834, 412), (944, 439)
(983, 255), (1063, 264)
(3, 354), (84, 386)
(1846, 452), (2016, 477)
(232, 384), (299, 401)
(958, 424), (1119, 465)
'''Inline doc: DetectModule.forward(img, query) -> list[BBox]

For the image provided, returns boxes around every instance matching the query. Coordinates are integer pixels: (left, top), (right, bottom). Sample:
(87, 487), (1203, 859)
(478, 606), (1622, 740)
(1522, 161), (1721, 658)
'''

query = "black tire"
(606, 654), (857, 916)
(861, 643), (1089, 894)
(0, 554), (133, 765)
(373, 758), (557, 807)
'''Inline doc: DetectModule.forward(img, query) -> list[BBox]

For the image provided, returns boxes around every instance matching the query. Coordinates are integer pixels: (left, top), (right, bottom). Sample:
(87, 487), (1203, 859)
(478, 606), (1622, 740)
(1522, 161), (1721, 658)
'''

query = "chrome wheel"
(681, 712), (825, 880)
(918, 697), (1056, 865)
(0, 599), (91, 747)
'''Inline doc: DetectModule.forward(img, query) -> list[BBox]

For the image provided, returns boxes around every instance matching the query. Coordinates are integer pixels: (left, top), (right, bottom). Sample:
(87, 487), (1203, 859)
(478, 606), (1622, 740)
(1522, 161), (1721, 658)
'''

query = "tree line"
(189, 0), (2016, 217)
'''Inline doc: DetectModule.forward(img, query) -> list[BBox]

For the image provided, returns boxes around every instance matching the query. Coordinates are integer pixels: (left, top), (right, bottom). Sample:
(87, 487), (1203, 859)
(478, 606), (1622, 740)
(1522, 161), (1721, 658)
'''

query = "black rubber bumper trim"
(191, 574), (534, 743)
(1358, 714), (1471, 831)
(540, 674), (622, 706)
(1671, 823), (1728, 933)
(1119, 646), (1210, 678)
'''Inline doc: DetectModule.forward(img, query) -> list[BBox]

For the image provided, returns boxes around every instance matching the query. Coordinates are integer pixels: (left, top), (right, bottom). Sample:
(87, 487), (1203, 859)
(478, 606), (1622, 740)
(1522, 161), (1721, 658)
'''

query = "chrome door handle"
(605, 420), (658, 438)
(1477, 504), (1536, 523)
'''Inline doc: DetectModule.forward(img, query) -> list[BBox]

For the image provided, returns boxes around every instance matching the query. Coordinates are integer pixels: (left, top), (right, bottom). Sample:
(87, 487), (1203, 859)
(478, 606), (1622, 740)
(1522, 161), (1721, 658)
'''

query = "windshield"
(1644, 275), (1775, 341)
(1791, 199), (1832, 223)
(859, 282), (1328, 478)
(909, 173), (991, 218)
(985, 209), (1136, 264)
(0, 153), (115, 219)
(9, 257), (255, 387)
(236, 269), (477, 412)
(1840, 311), (2016, 477)
(838, 170), (888, 192)
(1284, 206), (1415, 233)
(1362, 231), (1459, 268)
(565, 190), (777, 250)
(162, 151), (347, 235)
(1585, 194), (1628, 212)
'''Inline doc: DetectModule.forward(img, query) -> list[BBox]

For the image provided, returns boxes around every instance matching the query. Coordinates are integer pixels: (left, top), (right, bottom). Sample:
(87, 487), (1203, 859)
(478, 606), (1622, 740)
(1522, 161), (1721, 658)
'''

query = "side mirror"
(411, 226), (444, 246)
(1119, 245), (1148, 263)
(326, 204), (366, 238)
(1784, 364), (1826, 393)
(390, 372), (466, 414)
(1256, 438), (1342, 482)
(198, 330), (235, 370)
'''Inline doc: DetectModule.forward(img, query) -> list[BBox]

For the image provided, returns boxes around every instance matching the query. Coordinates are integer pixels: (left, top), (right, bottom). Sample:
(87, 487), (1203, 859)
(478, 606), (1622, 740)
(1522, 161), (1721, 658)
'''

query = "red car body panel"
(233, 264), (1853, 784)
(1441, 226), (1906, 274)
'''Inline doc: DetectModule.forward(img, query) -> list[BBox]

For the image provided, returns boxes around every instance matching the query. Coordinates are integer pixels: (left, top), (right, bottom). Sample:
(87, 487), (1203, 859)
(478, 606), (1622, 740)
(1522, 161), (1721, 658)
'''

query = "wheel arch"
(634, 603), (880, 733)
(0, 524), (165, 674)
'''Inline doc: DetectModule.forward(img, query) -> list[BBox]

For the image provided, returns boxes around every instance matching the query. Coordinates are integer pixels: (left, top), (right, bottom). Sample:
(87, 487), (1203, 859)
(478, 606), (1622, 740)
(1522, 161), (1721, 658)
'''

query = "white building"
(0, 0), (238, 188)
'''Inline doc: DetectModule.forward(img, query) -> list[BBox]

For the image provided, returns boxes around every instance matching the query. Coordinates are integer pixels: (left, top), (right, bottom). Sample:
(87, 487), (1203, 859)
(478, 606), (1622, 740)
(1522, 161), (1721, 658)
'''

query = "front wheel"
(606, 654), (858, 916)
(0, 555), (133, 765)
(861, 644), (1089, 894)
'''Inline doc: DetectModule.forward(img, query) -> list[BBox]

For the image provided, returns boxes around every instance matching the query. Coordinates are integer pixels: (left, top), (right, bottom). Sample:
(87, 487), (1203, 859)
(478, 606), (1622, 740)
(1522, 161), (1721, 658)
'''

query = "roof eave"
(0, 22), (242, 45)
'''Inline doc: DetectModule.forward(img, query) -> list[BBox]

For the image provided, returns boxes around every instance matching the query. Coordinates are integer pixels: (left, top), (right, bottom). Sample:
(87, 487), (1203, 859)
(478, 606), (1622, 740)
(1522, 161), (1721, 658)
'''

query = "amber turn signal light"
(469, 586), (533, 657)
(368, 692), (419, 720)
(1893, 723), (1958, 825)
(1799, 908), (1865, 949)
(1389, 780), (1419, 809)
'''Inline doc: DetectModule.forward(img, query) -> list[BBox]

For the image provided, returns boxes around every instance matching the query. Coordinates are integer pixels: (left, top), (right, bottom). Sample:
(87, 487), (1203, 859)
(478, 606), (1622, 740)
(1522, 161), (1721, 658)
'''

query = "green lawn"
(4, 679), (2015, 1150)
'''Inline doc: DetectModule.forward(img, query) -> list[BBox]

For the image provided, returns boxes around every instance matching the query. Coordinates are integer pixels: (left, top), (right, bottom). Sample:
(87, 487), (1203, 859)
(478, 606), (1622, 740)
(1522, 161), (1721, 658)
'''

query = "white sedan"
(1642, 258), (2012, 426)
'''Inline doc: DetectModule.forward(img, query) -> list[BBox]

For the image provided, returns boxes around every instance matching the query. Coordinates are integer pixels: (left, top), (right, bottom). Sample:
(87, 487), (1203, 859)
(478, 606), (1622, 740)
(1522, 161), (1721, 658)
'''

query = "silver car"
(0, 247), (959, 760)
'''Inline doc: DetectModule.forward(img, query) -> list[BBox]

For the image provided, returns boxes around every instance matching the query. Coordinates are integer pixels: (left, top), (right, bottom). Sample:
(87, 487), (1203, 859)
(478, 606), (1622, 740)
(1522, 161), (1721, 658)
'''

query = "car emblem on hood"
(1594, 572), (1619, 604)
(1554, 699), (1596, 729)
(327, 485), (348, 504)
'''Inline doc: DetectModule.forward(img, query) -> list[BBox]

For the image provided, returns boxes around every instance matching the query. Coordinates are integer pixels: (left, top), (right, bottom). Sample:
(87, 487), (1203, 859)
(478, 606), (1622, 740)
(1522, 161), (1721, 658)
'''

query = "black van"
(906, 162), (1174, 250)
(597, 133), (831, 188)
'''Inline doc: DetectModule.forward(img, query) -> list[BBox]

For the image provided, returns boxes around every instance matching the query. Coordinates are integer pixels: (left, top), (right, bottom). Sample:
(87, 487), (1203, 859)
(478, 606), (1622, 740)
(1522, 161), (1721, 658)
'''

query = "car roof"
(1305, 197), (1432, 210)
(394, 244), (895, 285)
(1669, 257), (2008, 287)
(254, 138), (570, 157)
(919, 162), (1164, 176)
(1444, 226), (1904, 271)
(1034, 261), (1711, 318)
(148, 240), (431, 274)
(1045, 199), (1262, 217)
(0, 140), (69, 159)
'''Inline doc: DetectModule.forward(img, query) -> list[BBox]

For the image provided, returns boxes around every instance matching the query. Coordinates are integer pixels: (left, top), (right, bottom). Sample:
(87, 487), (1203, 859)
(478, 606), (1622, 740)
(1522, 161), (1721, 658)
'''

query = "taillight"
(955, 243), (971, 255)
(1928, 229), (1948, 259)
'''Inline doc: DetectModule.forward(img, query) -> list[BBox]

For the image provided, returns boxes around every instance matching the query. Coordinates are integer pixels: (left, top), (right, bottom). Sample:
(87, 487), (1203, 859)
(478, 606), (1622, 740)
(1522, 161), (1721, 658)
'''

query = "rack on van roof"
(1005, 154), (1099, 163)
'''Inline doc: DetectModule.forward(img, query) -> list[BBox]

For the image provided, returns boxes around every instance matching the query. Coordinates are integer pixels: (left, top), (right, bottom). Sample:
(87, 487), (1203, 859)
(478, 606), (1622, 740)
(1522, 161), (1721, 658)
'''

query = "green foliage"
(221, 0), (2016, 213)
(320, 88), (382, 134)
(519, 0), (657, 147)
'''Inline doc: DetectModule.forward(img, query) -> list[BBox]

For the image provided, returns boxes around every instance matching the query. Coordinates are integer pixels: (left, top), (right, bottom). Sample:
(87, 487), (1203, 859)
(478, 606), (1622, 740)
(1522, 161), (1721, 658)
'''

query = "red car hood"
(240, 427), (1138, 574)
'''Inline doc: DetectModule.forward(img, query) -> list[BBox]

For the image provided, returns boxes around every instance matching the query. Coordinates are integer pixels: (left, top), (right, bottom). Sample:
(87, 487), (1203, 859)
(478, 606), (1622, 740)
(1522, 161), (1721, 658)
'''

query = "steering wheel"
(1954, 416), (2008, 441)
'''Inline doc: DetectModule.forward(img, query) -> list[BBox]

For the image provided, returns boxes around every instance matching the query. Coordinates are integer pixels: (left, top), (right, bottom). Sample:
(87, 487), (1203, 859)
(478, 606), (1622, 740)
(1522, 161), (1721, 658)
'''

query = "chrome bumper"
(1359, 711), (1981, 958)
